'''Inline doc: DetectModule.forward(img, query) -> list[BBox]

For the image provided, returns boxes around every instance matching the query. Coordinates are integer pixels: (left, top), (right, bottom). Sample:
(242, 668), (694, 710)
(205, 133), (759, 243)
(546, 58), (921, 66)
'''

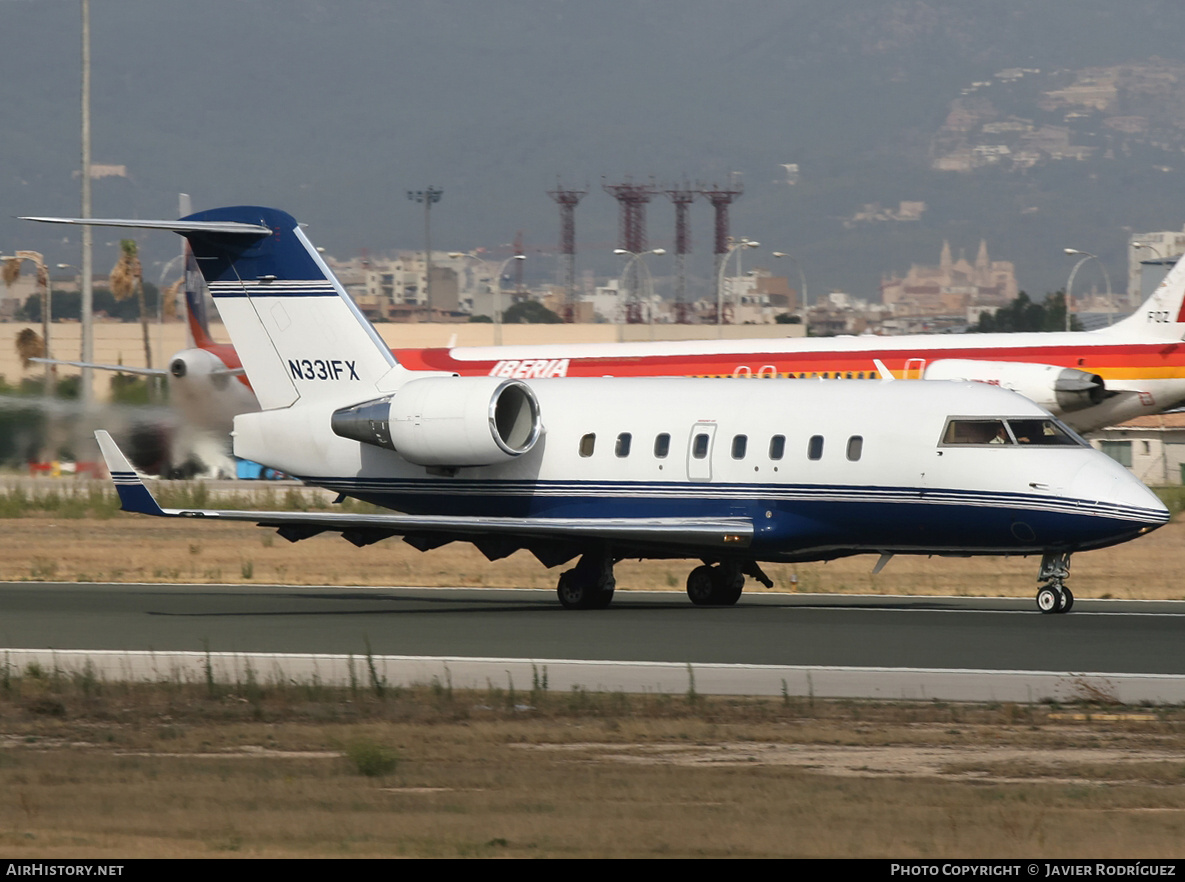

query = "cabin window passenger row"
(579, 430), (872, 463)
(847, 435), (863, 461)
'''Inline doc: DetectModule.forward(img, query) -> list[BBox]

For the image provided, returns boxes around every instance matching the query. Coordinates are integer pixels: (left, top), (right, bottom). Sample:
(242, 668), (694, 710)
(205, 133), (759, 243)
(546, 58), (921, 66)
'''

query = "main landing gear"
(686, 561), (773, 606)
(1035, 551), (1075, 614)
(556, 552), (616, 610)
(556, 554), (773, 609)
(686, 563), (743, 605)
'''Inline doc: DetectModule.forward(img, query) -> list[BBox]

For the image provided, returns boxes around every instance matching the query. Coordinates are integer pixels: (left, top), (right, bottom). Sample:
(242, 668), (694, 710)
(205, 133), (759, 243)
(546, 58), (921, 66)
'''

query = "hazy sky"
(5, 0), (1185, 299)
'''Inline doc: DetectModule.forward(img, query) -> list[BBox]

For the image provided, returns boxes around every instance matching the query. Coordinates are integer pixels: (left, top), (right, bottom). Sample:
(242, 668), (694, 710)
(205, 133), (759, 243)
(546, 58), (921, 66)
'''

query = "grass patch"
(0, 677), (1182, 858)
(344, 740), (400, 777)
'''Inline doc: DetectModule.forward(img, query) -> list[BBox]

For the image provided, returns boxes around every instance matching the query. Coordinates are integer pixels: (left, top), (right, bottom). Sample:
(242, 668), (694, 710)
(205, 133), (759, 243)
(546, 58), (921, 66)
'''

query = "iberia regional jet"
(393, 264), (1185, 434)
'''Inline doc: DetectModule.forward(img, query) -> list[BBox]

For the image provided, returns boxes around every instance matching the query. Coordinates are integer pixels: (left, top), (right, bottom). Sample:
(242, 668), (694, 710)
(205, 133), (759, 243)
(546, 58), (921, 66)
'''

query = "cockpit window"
(942, 419), (1011, 445)
(1005, 419), (1084, 446)
(940, 417), (1086, 447)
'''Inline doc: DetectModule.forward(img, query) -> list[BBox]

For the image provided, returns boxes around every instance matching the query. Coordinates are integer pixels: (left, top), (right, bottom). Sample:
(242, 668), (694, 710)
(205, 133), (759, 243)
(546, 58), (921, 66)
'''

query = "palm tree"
(110, 239), (152, 371)
(2, 257), (20, 288)
(15, 327), (44, 368)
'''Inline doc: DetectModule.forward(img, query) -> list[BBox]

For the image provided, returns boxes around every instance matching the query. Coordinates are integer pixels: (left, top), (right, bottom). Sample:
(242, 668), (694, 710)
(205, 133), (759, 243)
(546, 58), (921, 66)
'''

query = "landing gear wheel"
(556, 571), (589, 609)
(686, 565), (716, 606)
(556, 554), (616, 610)
(1036, 552), (1073, 615)
(686, 564), (744, 606)
(713, 568), (744, 605)
(587, 580), (615, 610)
(1036, 586), (1061, 614)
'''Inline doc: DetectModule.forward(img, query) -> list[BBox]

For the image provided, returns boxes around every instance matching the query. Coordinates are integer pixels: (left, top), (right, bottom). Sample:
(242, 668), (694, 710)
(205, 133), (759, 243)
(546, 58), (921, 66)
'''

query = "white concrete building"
(1092, 413), (1185, 486)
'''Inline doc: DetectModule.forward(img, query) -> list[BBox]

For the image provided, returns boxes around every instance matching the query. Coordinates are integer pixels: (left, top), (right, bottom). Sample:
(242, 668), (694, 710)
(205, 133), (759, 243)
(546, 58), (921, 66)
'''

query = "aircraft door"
(904, 358), (927, 379)
(687, 423), (717, 482)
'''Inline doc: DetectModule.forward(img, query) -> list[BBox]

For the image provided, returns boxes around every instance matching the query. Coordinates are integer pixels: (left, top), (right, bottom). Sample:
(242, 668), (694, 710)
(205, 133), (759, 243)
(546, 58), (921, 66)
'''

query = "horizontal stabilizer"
(21, 216), (272, 237)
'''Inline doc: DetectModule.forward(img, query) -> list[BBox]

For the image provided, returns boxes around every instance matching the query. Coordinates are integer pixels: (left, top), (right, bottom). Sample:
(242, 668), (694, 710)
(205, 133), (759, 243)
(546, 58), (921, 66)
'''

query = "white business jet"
(26, 208), (1169, 613)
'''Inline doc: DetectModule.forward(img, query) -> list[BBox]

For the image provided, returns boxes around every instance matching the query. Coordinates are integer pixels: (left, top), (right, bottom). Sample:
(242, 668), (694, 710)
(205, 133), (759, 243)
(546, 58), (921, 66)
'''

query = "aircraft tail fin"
(181, 239), (220, 351)
(1109, 251), (1185, 341)
(25, 207), (406, 410)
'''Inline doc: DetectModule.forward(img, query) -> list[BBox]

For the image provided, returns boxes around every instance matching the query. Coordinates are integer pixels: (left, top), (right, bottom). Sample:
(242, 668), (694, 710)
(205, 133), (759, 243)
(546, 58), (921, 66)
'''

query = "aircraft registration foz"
(26, 207), (1170, 612)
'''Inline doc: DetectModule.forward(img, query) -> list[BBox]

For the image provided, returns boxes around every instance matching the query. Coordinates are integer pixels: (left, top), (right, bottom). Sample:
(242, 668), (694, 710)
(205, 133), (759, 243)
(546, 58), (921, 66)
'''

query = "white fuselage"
(233, 377), (1165, 563)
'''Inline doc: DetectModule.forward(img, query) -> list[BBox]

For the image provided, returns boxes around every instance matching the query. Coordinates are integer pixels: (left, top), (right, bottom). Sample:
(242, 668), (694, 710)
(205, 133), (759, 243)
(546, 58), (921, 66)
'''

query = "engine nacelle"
(331, 376), (542, 467)
(168, 348), (233, 389)
(166, 348), (259, 433)
(922, 359), (1106, 414)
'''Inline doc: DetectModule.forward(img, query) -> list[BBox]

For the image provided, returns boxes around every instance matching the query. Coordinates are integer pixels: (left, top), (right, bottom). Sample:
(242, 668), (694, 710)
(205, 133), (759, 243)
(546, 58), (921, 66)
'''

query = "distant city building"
(880, 240), (1018, 319)
(805, 292), (891, 336)
(1128, 228), (1185, 301)
(842, 201), (926, 228)
(326, 252), (460, 322)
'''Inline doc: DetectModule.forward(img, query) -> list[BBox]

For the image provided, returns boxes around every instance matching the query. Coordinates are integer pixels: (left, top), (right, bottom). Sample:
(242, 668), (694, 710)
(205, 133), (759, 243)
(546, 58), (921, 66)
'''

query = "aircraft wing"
(31, 357), (245, 379)
(31, 357), (168, 377)
(95, 431), (753, 551)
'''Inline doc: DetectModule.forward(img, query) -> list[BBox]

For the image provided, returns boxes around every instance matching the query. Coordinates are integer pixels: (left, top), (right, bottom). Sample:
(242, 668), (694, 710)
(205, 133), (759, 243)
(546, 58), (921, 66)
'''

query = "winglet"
(873, 359), (896, 381)
(95, 430), (167, 516)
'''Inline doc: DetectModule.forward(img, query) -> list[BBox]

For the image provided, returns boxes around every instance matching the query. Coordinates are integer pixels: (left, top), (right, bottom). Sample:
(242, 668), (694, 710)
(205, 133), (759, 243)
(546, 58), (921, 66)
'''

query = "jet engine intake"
(922, 359), (1106, 414)
(168, 348), (233, 390)
(331, 376), (542, 467)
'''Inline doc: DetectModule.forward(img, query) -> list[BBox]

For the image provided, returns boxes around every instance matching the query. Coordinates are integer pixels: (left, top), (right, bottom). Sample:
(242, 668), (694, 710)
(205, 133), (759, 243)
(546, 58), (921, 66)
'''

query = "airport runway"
(2, 582), (1184, 703)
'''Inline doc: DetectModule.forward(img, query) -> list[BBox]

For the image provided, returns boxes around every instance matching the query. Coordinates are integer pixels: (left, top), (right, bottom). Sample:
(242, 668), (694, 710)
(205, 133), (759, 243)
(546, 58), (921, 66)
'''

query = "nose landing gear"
(1036, 552), (1074, 614)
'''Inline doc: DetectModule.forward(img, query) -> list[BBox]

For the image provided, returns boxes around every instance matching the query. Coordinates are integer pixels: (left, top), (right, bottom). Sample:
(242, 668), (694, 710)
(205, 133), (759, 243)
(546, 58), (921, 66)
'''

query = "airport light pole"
(1132, 242), (1167, 310)
(81, 0), (94, 410)
(771, 251), (808, 318)
(613, 248), (665, 341)
(1063, 248), (1112, 330)
(493, 254), (526, 345)
(449, 251), (525, 344)
(447, 250), (486, 317)
(716, 238), (759, 336)
(1132, 241), (1165, 259)
(407, 187), (443, 315)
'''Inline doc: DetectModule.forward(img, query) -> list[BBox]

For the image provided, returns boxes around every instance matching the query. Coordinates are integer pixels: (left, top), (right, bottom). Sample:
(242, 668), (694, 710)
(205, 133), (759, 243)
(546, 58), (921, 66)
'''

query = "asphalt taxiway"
(2, 582), (1183, 702)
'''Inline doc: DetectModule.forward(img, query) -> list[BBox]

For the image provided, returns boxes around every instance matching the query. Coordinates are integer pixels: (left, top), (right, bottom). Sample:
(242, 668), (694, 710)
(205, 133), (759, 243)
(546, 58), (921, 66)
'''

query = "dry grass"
(0, 514), (1182, 601)
(1, 676), (1184, 858)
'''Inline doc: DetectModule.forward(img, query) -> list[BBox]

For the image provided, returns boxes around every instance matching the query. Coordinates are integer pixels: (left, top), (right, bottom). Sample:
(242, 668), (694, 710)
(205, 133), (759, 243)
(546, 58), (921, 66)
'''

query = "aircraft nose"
(1070, 458), (1170, 529)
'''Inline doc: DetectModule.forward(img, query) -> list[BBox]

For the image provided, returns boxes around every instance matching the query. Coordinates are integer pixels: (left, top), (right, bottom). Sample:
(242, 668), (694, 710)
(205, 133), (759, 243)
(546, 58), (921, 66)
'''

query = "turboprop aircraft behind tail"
(27, 207), (1170, 613)
(28, 235), (256, 477)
